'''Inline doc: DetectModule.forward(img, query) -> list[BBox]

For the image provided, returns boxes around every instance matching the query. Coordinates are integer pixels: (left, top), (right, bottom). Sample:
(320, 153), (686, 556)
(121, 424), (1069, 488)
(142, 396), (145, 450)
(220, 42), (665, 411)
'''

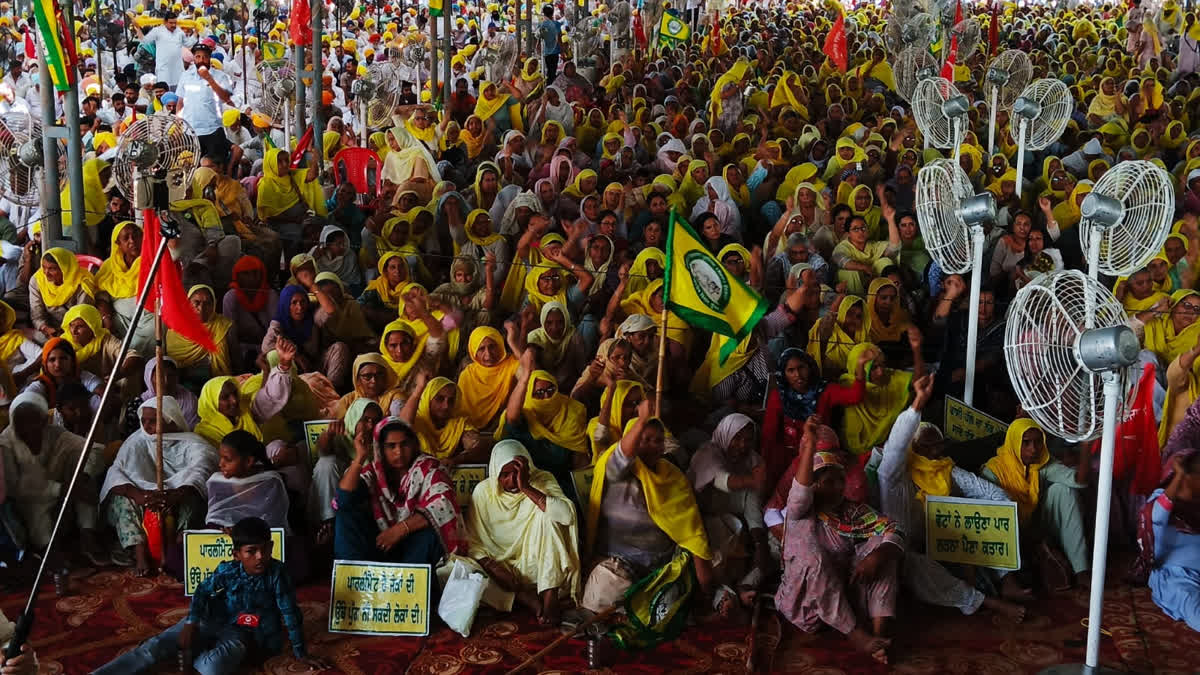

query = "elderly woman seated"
(581, 400), (716, 619)
(332, 417), (462, 566)
(0, 392), (104, 569)
(100, 396), (217, 576)
(463, 440), (581, 625)
(776, 417), (904, 665)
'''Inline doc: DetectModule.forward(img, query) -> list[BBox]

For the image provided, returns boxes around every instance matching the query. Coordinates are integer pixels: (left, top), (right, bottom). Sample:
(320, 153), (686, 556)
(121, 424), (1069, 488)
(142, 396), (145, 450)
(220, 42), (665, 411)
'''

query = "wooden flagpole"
(655, 303), (667, 413)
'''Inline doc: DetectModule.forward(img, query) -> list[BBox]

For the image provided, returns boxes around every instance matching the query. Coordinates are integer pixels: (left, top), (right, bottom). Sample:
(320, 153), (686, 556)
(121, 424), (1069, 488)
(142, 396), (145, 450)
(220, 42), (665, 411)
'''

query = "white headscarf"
(687, 413), (759, 492)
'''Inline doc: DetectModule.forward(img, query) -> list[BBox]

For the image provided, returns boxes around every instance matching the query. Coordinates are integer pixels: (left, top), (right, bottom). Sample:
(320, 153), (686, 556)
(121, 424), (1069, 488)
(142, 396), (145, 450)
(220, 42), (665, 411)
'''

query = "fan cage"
(1003, 270), (1134, 443)
(988, 50), (1033, 111)
(916, 159), (974, 274)
(0, 112), (48, 206)
(1020, 78), (1073, 150)
(113, 117), (202, 203)
(950, 19), (981, 61)
(1079, 160), (1175, 277)
(912, 77), (961, 149)
(895, 46), (939, 103)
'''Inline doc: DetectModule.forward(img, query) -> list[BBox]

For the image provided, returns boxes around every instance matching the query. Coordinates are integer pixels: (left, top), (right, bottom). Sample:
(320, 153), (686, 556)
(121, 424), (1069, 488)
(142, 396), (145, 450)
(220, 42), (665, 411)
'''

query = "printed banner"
(943, 396), (1009, 442)
(450, 464), (486, 513)
(183, 528), (286, 596)
(328, 561), (432, 636)
(304, 419), (335, 467)
(925, 496), (1020, 570)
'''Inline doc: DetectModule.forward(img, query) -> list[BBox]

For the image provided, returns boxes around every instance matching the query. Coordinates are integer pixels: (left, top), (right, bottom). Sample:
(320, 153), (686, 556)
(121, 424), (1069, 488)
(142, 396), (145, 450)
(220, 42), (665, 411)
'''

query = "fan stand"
(1015, 118), (1028, 197)
(283, 100), (292, 153)
(962, 223), (985, 405)
(987, 84), (999, 156)
(1037, 370), (1125, 675)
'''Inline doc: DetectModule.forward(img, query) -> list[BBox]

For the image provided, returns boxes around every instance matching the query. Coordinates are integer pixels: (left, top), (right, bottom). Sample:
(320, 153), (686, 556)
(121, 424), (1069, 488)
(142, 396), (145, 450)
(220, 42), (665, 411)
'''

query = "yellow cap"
(222, 108), (241, 127)
(251, 112), (272, 128)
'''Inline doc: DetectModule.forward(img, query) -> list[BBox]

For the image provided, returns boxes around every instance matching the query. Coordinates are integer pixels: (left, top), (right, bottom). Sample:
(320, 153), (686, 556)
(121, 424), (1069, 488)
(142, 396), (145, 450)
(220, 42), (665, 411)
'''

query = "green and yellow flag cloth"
(658, 9), (690, 48)
(664, 210), (768, 364)
(32, 0), (77, 92)
(430, 0), (443, 17)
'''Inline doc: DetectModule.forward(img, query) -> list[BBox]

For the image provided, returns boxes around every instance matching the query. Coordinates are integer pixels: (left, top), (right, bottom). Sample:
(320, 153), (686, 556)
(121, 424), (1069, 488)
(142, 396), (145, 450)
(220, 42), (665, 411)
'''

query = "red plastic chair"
(76, 254), (104, 273)
(331, 147), (384, 207)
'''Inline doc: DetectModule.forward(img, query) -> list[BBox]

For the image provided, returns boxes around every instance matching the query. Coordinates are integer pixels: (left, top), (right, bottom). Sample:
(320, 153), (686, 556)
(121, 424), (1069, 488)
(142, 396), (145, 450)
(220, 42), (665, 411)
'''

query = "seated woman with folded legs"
(777, 417), (904, 665)
(464, 440), (581, 625)
(1143, 449), (1200, 631)
(333, 417), (462, 565)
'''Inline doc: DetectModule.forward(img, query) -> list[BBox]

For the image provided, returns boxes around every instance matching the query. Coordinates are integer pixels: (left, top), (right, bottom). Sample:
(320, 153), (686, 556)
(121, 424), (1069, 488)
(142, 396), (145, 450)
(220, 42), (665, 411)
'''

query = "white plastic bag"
(437, 559), (489, 637)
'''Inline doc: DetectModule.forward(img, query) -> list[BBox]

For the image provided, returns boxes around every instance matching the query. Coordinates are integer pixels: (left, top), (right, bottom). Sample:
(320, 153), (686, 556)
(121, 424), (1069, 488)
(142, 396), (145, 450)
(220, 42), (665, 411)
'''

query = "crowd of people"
(1, 0), (1200, 670)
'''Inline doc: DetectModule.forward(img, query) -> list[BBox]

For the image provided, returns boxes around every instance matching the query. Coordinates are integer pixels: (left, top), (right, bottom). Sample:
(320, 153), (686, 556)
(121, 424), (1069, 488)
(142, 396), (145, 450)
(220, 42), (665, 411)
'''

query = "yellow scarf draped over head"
(807, 294), (869, 374)
(403, 110), (437, 145)
(866, 277), (911, 343)
(527, 300), (576, 367)
(379, 319), (423, 382)
(165, 285), (232, 375)
(586, 379), (644, 459)
(587, 417), (712, 560)
(461, 115), (485, 159)
(457, 326), (520, 429)
(413, 376), (471, 459)
(0, 301), (24, 364)
(983, 419), (1049, 521)
(465, 208), (503, 246)
(474, 81), (511, 121)
(62, 158), (109, 230)
(96, 222), (141, 299)
(195, 376), (262, 447)
(1144, 289), (1200, 364)
(1051, 180), (1094, 229)
(257, 148), (303, 219)
(36, 247), (96, 308)
(61, 303), (109, 367)
(839, 342), (913, 455)
(523, 261), (569, 313)
(365, 251), (410, 309)
(562, 169), (598, 200)
(908, 423), (953, 504)
(505, 370), (588, 451)
(710, 58), (751, 118)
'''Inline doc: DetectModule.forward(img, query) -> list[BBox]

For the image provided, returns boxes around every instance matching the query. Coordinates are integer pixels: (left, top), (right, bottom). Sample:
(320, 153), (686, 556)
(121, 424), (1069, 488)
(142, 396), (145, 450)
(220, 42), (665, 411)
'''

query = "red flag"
(290, 124), (314, 168)
(988, 2), (1000, 56)
(940, 34), (958, 80)
(1088, 363), (1161, 496)
(952, 0), (962, 26)
(823, 11), (847, 73)
(633, 10), (646, 49)
(137, 209), (217, 352)
(23, 28), (34, 60)
(289, 0), (312, 45)
(710, 10), (722, 55)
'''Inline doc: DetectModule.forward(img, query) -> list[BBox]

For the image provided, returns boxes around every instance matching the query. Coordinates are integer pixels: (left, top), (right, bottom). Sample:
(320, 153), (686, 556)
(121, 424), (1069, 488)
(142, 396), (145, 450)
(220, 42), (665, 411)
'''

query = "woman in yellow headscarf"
(847, 184), (883, 239)
(585, 379), (646, 460)
(1051, 180), (1094, 229)
(561, 168), (599, 201)
(496, 365), (589, 481)
(619, 278), (692, 351)
(322, 129), (342, 161)
(398, 282), (460, 361)
(194, 376), (263, 447)
(61, 158), (110, 235)
(677, 159), (709, 211)
(1144, 289), (1200, 365)
(332, 352), (405, 420)
(1087, 77), (1127, 125)
(807, 295), (870, 377)
(31, 247), (97, 338)
(710, 58), (751, 121)
(980, 419), (1090, 581)
(839, 342), (914, 456)
(0, 301), (31, 384)
(474, 80), (523, 133)
(61, 303), (140, 379)
(256, 148), (309, 223)
(457, 326), (520, 431)
(401, 375), (486, 465)
(165, 285), (234, 378)
(369, 130), (390, 162)
(823, 137), (867, 182)
(460, 115), (487, 159)
(866, 277), (912, 347)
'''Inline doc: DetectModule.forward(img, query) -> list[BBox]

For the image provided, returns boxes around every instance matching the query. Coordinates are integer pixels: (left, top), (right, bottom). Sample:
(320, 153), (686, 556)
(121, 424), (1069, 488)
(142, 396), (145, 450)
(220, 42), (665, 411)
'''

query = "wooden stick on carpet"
(505, 605), (621, 675)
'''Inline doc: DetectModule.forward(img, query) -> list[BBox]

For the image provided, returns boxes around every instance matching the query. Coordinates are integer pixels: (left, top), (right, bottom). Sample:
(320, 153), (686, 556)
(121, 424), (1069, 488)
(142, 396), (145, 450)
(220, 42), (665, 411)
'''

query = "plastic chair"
(76, 254), (104, 273)
(331, 147), (384, 207)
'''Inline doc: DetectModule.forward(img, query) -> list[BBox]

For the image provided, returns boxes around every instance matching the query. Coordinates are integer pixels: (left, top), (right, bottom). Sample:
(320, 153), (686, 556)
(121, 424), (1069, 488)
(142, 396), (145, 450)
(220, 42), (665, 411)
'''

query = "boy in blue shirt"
(92, 517), (328, 675)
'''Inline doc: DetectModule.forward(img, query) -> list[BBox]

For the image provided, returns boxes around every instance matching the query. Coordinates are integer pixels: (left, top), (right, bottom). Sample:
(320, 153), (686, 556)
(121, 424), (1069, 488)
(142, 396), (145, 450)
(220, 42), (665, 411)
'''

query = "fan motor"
(1077, 325), (1139, 372)
(942, 95), (970, 119)
(1079, 193), (1125, 228)
(956, 193), (997, 226)
(126, 139), (160, 170)
(16, 140), (41, 167)
(1012, 96), (1040, 119)
(985, 67), (1009, 86)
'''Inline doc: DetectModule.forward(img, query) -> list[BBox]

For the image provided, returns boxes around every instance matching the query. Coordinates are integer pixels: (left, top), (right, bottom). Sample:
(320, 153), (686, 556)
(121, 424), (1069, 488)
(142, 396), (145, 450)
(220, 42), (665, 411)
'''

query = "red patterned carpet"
(3, 565), (1197, 674)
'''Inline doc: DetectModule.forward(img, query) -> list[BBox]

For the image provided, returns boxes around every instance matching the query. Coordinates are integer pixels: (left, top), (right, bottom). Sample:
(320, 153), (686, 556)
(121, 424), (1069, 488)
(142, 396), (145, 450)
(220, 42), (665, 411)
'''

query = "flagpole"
(154, 298), (166, 563)
(2, 216), (179, 661)
(655, 303), (667, 414)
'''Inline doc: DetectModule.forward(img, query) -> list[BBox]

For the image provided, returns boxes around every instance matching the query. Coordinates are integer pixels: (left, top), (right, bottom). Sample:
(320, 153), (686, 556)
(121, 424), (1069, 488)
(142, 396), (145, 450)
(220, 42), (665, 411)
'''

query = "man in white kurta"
(138, 13), (195, 88)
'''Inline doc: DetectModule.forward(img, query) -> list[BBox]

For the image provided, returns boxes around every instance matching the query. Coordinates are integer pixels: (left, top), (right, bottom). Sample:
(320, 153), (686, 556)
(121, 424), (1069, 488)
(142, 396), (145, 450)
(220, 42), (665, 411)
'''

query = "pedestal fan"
(912, 77), (970, 161)
(983, 50), (1032, 156)
(915, 158), (996, 405)
(1012, 78), (1072, 196)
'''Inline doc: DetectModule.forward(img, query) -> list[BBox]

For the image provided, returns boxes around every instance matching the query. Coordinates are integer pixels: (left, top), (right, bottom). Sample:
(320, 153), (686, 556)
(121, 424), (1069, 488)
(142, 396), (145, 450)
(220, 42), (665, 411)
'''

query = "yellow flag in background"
(664, 210), (768, 364)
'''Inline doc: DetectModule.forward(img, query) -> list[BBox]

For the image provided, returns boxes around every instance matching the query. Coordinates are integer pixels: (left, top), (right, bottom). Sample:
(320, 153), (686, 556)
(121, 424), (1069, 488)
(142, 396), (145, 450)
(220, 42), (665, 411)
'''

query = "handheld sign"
(450, 464), (486, 514)
(183, 528), (286, 596)
(943, 396), (1009, 442)
(304, 419), (335, 468)
(925, 496), (1021, 570)
(329, 560), (432, 636)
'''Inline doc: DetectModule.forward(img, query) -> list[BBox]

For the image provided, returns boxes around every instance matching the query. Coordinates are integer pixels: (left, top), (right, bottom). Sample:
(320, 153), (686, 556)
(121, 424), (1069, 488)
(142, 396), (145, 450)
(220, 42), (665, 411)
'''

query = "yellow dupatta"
(1051, 181), (1093, 229)
(561, 169), (598, 200)
(96, 222), (141, 299)
(35, 247), (96, 308)
(460, 115), (485, 159)
(194, 376), (262, 447)
(620, 279), (690, 348)
(465, 208), (503, 247)
(983, 419), (1048, 522)
(364, 251), (411, 309)
(710, 58), (751, 119)
(165, 285), (233, 376)
(256, 148), (303, 219)
(625, 246), (664, 296)
(807, 295), (869, 374)
(61, 158), (109, 230)
(523, 261), (570, 313)
(0, 301), (25, 364)
(839, 342), (913, 455)
(61, 303), (109, 368)
(497, 370), (588, 452)
(908, 424), (954, 505)
(474, 81), (511, 121)
(457, 326), (520, 430)
(379, 319), (423, 382)
(690, 333), (754, 397)
(866, 277), (911, 343)
(586, 418), (713, 560)
(526, 300), (576, 368)
(1144, 290), (1200, 364)
(585, 380), (644, 460)
(413, 376), (472, 459)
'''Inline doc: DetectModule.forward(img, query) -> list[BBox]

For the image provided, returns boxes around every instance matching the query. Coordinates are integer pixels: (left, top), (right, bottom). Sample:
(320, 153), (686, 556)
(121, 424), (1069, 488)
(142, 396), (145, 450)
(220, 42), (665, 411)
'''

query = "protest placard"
(328, 560), (432, 636)
(925, 496), (1021, 570)
(182, 528), (286, 596)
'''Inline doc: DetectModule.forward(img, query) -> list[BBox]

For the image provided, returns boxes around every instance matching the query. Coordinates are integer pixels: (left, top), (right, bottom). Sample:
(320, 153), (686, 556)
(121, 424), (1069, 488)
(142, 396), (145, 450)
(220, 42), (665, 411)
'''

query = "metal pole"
(63, 3), (86, 252)
(310, 0), (323, 173)
(442, 5), (451, 104)
(153, 304), (165, 560)
(293, 43), (305, 139)
(963, 225), (984, 406)
(430, 6), (439, 102)
(37, 31), (63, 242)
(1084, 373), (1121, 668)
(2, 227), (175, 661)
(242, 12), (248, 102)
